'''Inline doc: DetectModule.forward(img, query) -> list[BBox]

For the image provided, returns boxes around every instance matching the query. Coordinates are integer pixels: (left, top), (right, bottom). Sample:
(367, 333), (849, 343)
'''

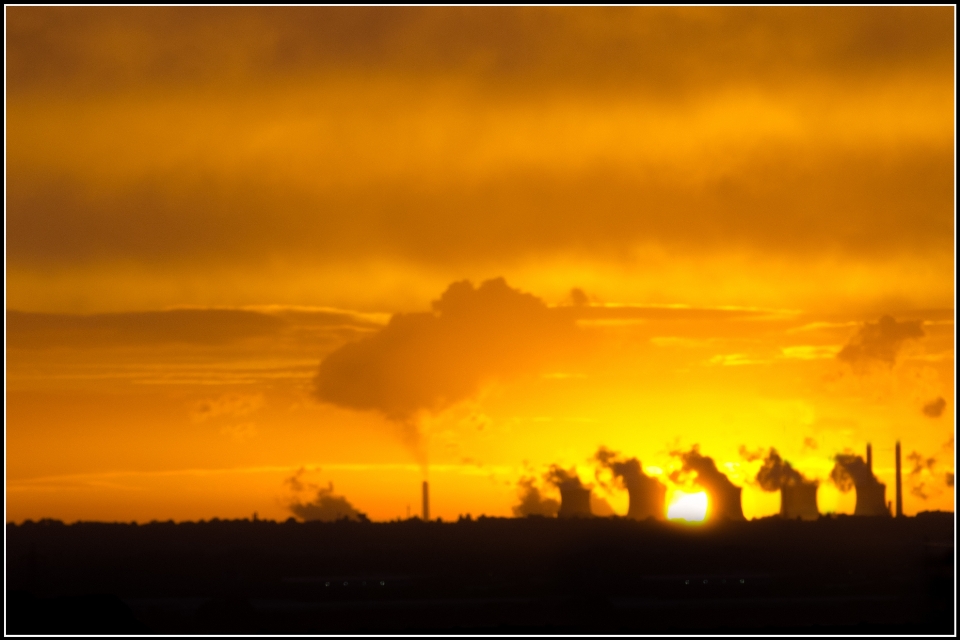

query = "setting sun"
(667, 491), (708, 523)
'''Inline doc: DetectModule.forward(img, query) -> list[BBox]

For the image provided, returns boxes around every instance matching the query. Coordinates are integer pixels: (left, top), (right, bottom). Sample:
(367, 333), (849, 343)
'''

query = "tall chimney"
(895, 441), (903, 518)
(422, 481), (430, 521)
(866, 443), (872, 472)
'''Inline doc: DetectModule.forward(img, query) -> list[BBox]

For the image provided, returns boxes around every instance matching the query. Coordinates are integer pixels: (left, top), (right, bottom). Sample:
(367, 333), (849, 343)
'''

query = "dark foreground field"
(6, 513), (954, 635)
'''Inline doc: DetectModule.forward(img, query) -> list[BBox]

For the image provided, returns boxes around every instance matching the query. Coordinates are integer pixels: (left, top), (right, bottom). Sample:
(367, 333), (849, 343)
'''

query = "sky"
(5, 7), (955, 523)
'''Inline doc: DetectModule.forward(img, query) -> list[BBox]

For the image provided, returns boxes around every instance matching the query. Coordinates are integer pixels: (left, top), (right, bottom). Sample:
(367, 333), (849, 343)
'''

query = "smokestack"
(422, 481), (429, 521)
(895, 441), (903, 518)
(866, 443), (872, 472)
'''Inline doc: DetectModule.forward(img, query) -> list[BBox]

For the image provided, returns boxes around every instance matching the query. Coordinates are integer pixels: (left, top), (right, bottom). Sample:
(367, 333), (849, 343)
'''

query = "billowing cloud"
(922, 396), (946, 418)
(285, 470), (366, 522)
(313, 278), (583, 458)
(512, 476), (559, 517)
(837, 315), (925, 368)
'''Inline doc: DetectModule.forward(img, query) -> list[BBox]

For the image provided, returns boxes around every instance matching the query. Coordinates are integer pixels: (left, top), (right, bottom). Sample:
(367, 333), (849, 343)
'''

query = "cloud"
(285, 469), (367, 522)
(905, 450), (952, 501)
(512, 476), (559, 517)
(6, 309), (286, 349)
(6, 9), (953, 317)
(313, 278), (583, 457)
(802, 437), (818, 450)
(837, 315), (924, 368)
(191, 393), (265, 423)
(8, 8), (952, 95)
(922, 396), (946, 418)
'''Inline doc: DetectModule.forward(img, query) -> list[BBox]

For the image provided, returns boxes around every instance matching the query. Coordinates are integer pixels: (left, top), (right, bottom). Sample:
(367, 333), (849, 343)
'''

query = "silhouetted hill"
(6, 513), (954, 634)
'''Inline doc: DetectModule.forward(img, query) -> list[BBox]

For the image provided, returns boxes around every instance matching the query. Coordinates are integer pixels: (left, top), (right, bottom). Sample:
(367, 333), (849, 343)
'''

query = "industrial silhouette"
(6, 512), (953, 634)
(754, 449), (819, 521)
(672, 447), (745, 521)
(595, 447), (666, 520)
(545, 465), (593, 518)
(422, 481), (430, 520)
(831, 443), (890, 517)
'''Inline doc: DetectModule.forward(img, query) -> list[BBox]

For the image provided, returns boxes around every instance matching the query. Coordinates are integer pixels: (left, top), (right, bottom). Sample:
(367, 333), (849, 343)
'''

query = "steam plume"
(670, 446), (744, 521)
(594, 447), (666, 520)
(313, 278), (581, 464)
(512, 476), (560, 517)
(755, 448), (808, 491)
(754, 448), (819, 520)
(285, 471), (367, 522)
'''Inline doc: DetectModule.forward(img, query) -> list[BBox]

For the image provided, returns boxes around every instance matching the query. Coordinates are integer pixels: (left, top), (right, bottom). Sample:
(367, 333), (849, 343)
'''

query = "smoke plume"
(837, 315), (924, 368)
(285, 470), (367, 522)
(829, 454), (872, 492)
(670, 446), (744, 520)
(313, 278), (582, 462)
(754, 448), (819, 519)
(755, 448), (811, 491)
(906, 450), (951, 500)
(594, 446), (666, 520)
(737, 445), (765, 462)
(512, 476), (560, 517)
(922, 397), (946, 418)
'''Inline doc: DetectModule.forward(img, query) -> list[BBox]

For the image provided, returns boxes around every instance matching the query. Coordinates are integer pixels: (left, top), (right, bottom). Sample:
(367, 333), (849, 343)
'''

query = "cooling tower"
(853, 443), (890, 517)
(709, 484), (745, 521)
(853, 478), (889, 516)
(557, 484), (592, 518)
(624, 474), (667, 520)
(780, 482), (819, 520)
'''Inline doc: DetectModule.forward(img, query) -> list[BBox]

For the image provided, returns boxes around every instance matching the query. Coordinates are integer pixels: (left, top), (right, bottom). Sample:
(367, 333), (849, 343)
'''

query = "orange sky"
(5, 7), (955, 523)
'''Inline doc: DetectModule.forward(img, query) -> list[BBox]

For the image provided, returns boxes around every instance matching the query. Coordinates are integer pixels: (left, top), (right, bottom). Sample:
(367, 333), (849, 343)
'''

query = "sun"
(666, 490), (708, 523)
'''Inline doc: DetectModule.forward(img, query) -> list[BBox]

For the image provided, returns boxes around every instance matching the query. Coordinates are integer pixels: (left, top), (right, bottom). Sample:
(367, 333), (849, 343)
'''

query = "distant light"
(667, 491), (708, 523)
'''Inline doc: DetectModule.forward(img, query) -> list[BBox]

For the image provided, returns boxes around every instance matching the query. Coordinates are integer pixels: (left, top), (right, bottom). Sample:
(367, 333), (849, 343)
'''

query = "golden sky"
(6, 7), (955, 523)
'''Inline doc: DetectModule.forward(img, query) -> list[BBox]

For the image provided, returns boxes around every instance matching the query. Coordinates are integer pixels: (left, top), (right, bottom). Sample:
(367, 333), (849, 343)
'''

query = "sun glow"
(667, 490), (708, 523)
